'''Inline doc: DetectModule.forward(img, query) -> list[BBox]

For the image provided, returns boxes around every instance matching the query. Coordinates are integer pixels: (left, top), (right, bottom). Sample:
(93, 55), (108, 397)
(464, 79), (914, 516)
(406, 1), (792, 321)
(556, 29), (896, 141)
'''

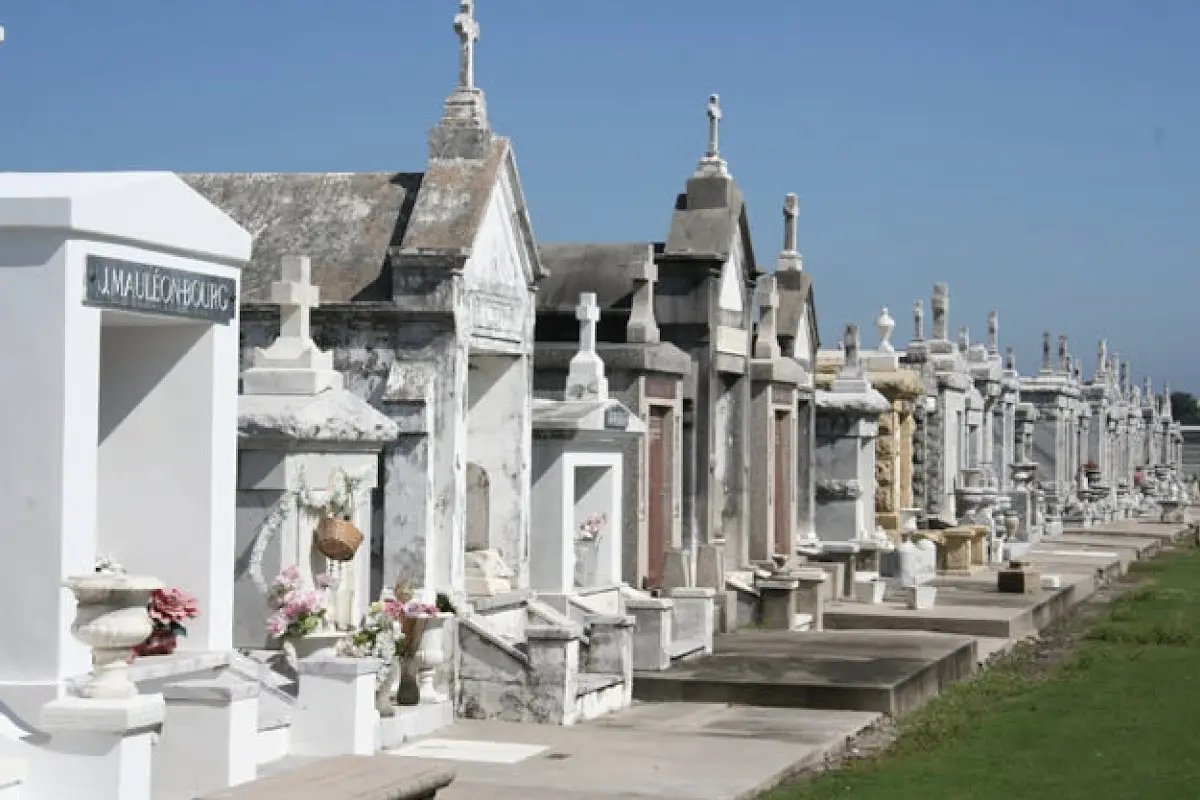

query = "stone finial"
(1058, 335), (1068, 372)
(707, 93), (722, 159)
(696, 94), (730, 177)
(931, 283), (949, 340)
(843, 324), (862, 375)
(1097, 339), (1108, 376)
(957, 325), (970, 353)
(783, 193), (799, 253)
(987, 311), (999, 355)
(753, 276), (781, 360)
(625, 257), (660, 344)
(565, 293), (608, 401)
(454, 1), (480, 90)
(1144, 375), (1153, 403)
(876, 307), (895, 353)
(912, 300), (925, 341)
(1041, 332), (1052, 371)
(1005, 346), (1016, 371)
(242, 255), (343, 395)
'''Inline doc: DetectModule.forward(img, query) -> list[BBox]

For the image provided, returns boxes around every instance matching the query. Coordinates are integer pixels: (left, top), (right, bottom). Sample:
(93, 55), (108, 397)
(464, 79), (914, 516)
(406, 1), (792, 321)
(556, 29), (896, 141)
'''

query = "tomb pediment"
(0, 171), (250, 264)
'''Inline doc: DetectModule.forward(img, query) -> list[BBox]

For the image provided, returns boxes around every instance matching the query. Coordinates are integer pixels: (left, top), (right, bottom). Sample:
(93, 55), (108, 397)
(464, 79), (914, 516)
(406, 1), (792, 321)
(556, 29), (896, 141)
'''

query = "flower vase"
(416, 614), (449, 704)
(573, 540), (598, 588)
(396, 617), (426, 706)
(375, 659), (400, 717)
(65, 572), (163, 699)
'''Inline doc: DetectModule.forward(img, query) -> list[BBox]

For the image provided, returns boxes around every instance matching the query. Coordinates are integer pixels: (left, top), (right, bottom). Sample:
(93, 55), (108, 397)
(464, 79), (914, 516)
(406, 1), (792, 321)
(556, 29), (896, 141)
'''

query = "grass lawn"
(766, 540), (1200, 800)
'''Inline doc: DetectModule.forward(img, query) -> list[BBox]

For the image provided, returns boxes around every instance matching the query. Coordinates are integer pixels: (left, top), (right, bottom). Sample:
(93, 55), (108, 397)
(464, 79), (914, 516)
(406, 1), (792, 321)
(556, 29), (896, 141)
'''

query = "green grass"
(765, 542), (1200, 800)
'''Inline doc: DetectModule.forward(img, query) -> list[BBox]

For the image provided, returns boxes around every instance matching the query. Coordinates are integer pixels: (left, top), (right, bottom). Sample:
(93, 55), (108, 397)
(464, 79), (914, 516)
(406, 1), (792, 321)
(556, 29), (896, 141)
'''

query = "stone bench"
(198, 756), (455, 800)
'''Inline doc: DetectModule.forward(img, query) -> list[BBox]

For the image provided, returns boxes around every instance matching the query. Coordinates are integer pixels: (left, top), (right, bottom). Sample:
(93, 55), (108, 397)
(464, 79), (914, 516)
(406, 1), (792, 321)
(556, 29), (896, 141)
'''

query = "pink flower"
(148, 588), (200, 625)
(315, 573), (337, 590)
(266, 613), (287, 638)
(402, 601), (439, 619)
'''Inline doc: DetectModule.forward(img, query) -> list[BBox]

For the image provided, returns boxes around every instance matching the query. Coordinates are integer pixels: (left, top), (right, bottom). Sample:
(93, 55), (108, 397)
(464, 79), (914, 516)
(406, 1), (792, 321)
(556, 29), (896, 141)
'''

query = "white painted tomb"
(530, 293), (645, 597)
(0, 172), (250, 798)
(0, 172), (249, 719)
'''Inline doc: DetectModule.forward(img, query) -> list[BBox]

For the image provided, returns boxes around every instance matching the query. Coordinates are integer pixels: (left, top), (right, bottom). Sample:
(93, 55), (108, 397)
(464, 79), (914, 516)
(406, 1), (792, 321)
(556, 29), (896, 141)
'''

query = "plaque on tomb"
(84, 255), (236, 324)
(604, 406), (631, 430)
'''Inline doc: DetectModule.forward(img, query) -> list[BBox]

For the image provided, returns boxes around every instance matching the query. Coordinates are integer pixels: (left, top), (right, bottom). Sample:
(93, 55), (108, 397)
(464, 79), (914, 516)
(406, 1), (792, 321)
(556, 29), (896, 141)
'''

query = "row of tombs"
(0, 12), (1191, 799)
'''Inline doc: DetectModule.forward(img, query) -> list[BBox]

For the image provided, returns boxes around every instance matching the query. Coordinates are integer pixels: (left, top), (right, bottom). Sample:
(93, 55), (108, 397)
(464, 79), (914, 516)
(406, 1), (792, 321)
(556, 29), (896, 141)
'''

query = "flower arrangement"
(265, 566), (337, 641)
(135, 588), (199, 657)
(298, 466), (369, 521)
(576, 512), (608, 544)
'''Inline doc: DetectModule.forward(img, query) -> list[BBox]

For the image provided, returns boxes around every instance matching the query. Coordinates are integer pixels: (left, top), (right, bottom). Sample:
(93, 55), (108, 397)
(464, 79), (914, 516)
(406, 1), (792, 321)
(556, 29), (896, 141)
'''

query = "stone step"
(576, 673), (623, 698)
(634, 629), (977, 716)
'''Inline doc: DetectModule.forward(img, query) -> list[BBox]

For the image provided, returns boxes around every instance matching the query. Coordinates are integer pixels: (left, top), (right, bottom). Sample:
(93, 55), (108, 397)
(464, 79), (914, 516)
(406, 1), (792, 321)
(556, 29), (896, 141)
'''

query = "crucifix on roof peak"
(454, 0), (480, 91)
(565, 292), (609, 402)
(783, 193), (799, 253)
(707, 94), (722, 158)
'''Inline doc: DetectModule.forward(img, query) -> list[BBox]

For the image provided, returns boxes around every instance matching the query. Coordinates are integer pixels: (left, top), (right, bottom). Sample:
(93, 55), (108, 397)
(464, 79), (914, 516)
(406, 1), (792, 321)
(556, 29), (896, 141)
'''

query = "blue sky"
(1, 1), (1197, 391)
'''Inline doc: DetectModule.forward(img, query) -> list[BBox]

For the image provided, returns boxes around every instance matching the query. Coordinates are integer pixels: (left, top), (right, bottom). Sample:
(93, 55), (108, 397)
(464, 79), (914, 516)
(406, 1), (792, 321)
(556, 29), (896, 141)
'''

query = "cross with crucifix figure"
(706, 94), (723, 159)
(565, 292), (609, 402)
(454, 0), (480, 90)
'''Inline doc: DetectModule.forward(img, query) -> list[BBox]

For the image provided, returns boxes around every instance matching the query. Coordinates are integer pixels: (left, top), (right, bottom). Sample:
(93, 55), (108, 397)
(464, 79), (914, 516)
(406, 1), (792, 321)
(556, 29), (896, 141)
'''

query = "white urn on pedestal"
(416, 613), (451, 704)
(65, 571), (164, 699)
(876, 307), (896, 353)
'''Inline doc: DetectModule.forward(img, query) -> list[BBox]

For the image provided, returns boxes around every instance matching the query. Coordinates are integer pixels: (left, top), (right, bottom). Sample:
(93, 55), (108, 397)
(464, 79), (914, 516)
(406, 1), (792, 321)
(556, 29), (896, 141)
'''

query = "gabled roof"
(185, 172), (420, 302)
(535, 243), (655, 313)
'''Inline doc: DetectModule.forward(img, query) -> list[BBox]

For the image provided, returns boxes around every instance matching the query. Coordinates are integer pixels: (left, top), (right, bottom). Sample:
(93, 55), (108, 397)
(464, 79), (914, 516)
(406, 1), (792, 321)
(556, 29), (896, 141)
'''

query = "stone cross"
(912, 300), (924, 341)
(1042, 332), (1052, 371)
(1144, 376), (1153, 402)
(1058, 334), (1068, 372)
(454, 0), (480, 90)
(577, 292), (600, 354)
(273, 255), (320, 345)
(626, 258), (660, 344)
(931, 283), (949, 341)
(1097, 339), (1108, 376)
(1065, 355), (1075, 379)
(987, 311), (999, 354)
(957, 325), (970, 353)
(706, 94), (723, 159)
(754, 276), (781, 360)
(783, 193), (799, 253)
(1006, 346), (1016, 372)
(565, 292), (608, 402)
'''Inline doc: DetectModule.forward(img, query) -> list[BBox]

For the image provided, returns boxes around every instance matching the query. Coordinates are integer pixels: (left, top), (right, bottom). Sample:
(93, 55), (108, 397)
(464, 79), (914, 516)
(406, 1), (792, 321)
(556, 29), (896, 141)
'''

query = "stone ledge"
(165, 676), (260, 704)
(297, 656), (382, 679)
(41, 694), (165, 734)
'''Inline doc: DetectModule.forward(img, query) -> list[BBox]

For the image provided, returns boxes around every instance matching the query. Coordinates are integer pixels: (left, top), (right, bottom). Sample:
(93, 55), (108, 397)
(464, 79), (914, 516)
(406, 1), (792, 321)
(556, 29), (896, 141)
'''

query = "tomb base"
(937, 528), (980, 576)
(997, 562), (1041, 595)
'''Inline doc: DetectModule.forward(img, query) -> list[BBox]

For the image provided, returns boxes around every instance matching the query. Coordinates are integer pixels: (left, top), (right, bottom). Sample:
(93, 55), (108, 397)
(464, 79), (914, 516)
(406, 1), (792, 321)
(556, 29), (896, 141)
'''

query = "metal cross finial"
(706, 94), (723, 159)
(454, 0), (480, 90)
(783, 193), (799, 253)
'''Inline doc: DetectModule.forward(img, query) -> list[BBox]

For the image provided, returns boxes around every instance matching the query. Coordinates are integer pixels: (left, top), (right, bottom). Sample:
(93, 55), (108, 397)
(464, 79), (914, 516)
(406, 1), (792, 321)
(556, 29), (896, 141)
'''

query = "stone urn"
(876, 307), (896, 353)
(416, 613), (451, 704)
(65, 571), (163, 699)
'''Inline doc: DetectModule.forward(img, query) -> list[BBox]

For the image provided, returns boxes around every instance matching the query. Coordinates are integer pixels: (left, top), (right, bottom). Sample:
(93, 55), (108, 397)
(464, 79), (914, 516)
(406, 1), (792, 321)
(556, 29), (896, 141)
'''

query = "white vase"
(907, 585), (937, 611)
(416, 614), (450, 704)
(65, 572), (163, 699)
(855, 580), (886, 605)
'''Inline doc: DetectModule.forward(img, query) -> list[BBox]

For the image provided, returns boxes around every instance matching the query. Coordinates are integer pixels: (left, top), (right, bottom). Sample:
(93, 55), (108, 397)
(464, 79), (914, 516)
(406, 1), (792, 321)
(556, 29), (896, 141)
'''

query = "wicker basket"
(314, 516), (363, 562)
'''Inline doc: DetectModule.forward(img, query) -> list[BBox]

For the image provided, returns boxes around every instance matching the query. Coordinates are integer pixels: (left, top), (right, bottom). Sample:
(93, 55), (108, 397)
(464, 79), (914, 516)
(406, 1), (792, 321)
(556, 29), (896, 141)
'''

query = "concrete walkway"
(387, 703), (879, 800)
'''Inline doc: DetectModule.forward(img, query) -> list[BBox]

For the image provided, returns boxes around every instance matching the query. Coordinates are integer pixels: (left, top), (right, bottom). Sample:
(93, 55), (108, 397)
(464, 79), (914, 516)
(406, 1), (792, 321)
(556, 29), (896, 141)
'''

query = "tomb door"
(773, 409), (792, 556)
(648, 405), (672, 588)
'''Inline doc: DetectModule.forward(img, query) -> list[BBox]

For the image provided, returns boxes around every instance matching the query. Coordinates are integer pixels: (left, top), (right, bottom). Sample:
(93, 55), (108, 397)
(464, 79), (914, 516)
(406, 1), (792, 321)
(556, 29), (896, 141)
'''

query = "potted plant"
(134, 588), (199, 656)
(265, 566), (338, 666)
(574, 512), (607, 587)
